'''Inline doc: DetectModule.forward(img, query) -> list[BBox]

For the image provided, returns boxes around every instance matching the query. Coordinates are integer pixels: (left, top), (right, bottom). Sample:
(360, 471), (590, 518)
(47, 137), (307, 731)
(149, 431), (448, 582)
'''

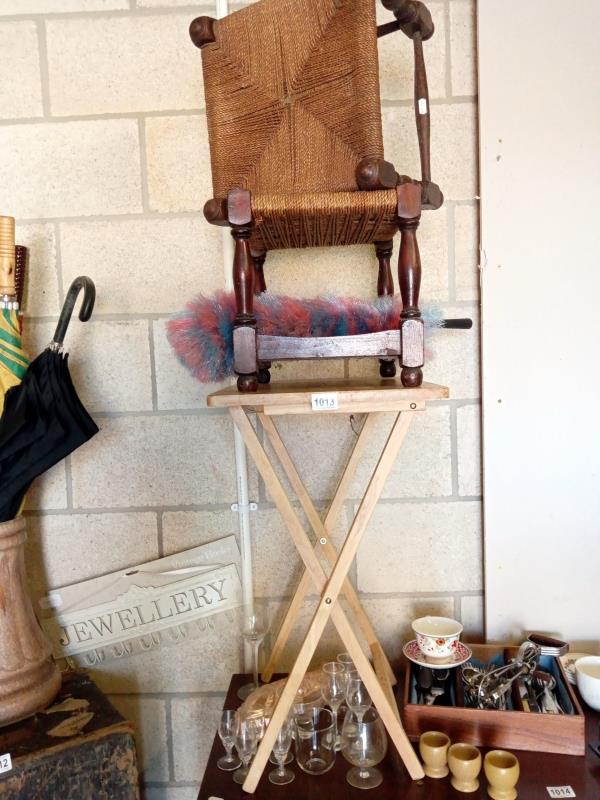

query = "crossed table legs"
(229, 406), (425, 793)
(260, 411), (396, 691)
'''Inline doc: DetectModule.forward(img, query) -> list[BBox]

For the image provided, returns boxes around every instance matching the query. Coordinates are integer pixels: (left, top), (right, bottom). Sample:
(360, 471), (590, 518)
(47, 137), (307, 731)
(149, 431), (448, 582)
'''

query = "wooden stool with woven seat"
(190, 0), (443, 391)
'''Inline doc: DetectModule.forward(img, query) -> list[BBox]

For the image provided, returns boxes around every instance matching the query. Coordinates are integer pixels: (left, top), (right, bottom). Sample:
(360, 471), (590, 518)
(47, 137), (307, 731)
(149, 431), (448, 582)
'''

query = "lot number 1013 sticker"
(311, 393), (339, 412)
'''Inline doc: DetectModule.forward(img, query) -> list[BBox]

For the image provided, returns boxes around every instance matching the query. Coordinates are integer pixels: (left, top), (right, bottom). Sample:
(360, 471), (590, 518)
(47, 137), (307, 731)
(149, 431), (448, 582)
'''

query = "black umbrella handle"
(53, 276), (96, 346)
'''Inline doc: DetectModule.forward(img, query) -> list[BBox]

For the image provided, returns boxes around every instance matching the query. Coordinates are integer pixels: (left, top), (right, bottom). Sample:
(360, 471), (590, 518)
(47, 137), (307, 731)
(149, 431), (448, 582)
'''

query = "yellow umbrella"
(0, 216), (29, 416)
(0, 308), (29, 415)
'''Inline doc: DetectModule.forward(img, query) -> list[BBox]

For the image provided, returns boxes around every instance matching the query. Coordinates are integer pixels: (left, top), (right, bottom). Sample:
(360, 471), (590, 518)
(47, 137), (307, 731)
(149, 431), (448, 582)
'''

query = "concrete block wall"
(1, 1), (480, 797)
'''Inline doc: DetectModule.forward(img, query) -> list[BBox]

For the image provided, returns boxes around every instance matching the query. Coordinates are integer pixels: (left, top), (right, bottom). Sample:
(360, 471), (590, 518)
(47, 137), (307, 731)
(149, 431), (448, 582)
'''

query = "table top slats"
(208, 380), (449, 413)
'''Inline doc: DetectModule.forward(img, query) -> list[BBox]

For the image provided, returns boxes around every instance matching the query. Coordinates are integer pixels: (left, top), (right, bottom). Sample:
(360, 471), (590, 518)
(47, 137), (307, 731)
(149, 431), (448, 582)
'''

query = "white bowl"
(412, 616), (463, 663)
(575, 656), (600, 711)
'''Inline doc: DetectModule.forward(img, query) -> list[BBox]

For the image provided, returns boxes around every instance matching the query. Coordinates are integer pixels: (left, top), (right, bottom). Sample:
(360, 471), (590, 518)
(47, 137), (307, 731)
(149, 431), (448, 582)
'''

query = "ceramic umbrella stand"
(0, 517), (61, 726)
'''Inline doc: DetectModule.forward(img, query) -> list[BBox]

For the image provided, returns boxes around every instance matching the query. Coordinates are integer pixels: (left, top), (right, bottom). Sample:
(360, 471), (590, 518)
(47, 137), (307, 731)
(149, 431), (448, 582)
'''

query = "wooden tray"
(402, 644), (585, 756)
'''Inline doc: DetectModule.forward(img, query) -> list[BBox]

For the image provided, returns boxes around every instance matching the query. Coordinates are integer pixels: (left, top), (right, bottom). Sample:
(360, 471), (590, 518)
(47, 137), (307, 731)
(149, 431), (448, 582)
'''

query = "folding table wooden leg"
(260, 411), (395, 687)
(229, 408), (424, 792)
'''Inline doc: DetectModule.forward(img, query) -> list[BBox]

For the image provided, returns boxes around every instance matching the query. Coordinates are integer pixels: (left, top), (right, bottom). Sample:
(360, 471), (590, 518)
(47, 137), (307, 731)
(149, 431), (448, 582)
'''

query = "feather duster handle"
(167, 291), (447, 384)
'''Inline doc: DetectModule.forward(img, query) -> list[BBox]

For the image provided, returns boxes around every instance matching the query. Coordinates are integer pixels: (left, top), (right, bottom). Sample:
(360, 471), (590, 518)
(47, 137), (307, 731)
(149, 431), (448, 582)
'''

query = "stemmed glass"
(345, 670), (372, 723)
(337, 653), (354, 695)
(233, 717), (258, 785)
(267, 712), (293, 765)
(341, 708), (388, 789)
(217, 709), (242, 771)
(268, 718), (295, 785)
(237, 603), (268, 701)
(337, 652), (355, 674)
(322, 661), (346, 751)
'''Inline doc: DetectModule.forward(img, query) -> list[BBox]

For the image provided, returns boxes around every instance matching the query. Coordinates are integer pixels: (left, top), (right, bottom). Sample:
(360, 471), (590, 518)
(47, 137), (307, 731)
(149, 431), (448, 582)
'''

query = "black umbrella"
(0, 277), (99, 522)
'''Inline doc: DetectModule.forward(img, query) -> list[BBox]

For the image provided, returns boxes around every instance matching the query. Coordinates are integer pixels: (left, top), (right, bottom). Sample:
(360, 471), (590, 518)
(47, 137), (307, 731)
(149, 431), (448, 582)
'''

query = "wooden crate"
(402, 644), (585, 756)
(0, 672), (139, 799)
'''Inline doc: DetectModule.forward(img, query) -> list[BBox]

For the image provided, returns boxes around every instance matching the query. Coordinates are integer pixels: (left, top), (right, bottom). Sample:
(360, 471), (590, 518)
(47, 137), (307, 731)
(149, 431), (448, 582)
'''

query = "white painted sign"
(38, 538), (242, 662)
(547, 788), (576, 799)
(311, 392), (339, 411)
(0, 754), (12, 774)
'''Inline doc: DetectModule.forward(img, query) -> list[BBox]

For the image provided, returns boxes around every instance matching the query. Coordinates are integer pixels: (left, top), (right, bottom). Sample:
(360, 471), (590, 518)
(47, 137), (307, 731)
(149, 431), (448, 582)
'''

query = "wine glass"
(237, 602), (268, 701)
(345, 670), (372, 722)
(233, 717), (258, 785)
(268, 718), (295, 785)
(217, 709), (242, 771)
(322, 661), (346, 751)
(341, 708), (388, 789)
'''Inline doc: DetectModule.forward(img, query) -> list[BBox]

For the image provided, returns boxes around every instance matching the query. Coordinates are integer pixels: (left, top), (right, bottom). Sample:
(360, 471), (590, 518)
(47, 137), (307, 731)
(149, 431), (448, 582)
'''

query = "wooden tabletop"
(198, 673), (600, 800)
(207, 379), (449, 415)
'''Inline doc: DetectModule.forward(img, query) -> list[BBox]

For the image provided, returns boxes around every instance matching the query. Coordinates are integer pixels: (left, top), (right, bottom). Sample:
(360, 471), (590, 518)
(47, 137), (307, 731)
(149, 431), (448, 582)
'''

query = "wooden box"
(0, 672), (139, 799)
(402, 644), (586, 756)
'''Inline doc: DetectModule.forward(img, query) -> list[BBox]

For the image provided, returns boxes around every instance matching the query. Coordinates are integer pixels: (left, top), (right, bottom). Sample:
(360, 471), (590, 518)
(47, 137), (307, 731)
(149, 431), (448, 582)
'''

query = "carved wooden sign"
(37, 537), (242, 662)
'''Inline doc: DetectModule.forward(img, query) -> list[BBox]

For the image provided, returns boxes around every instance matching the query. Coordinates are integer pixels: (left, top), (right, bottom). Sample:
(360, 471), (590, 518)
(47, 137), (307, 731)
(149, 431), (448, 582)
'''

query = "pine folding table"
(208, 377), (448, 793)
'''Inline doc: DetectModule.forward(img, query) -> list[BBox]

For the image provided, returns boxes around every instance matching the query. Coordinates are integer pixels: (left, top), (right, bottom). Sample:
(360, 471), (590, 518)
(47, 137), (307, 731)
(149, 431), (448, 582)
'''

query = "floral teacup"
(412, 616), (463, 664)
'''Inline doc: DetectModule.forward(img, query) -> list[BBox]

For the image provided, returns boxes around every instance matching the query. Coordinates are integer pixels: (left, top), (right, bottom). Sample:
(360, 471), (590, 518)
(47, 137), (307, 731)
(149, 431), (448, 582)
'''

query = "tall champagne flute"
(345, 670), (372, 723)
(217, 709), (241, 771)
(322, 661), (346, 751)
(233, 717), (258, 785)
(237, 602), (268, 701)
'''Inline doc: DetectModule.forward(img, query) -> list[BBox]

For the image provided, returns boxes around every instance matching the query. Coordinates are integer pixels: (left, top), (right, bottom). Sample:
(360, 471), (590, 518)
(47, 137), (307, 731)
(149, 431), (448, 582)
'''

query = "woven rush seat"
(202, 0), (385, 198)
(251, 190), (398, 250)
(189, 0), (443, 390)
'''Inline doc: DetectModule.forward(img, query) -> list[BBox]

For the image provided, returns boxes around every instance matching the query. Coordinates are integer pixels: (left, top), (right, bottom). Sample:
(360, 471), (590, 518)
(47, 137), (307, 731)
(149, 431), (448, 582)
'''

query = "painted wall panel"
(479, 0), (600, 648)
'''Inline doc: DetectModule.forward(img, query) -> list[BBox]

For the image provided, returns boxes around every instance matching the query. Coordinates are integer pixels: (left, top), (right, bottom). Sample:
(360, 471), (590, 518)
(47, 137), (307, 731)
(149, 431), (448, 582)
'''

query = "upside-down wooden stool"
(208, 378), (448, 793)
(191, 0), (443, 392)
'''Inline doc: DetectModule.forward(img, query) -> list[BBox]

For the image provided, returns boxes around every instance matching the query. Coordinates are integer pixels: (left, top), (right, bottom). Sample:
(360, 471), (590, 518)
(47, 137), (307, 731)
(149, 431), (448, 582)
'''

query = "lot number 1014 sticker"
(547, 788), (576, 798)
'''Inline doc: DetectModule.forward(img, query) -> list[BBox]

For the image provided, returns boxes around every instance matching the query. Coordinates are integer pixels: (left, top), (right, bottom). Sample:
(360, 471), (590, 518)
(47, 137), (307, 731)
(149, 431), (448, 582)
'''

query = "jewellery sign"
(37, 536), (242, 664)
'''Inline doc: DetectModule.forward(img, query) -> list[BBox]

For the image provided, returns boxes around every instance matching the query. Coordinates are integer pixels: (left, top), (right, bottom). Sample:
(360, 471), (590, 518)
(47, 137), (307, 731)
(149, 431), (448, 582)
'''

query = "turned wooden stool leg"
(252, 250), (271, 385)
(375, 240), (397, 379)
(398, 217), (424, 388)
(232, 227), (258, 393)
(228, 189), (259, 393)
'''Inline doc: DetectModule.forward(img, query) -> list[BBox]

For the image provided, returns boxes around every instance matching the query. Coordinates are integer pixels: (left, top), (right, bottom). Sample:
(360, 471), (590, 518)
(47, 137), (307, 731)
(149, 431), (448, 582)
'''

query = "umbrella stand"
(0, 517), (62, 725)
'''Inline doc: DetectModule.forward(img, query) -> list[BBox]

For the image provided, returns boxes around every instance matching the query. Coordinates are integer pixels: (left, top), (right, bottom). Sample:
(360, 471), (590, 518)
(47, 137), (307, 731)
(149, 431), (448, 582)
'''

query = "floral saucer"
(403, 639), (472, 670)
